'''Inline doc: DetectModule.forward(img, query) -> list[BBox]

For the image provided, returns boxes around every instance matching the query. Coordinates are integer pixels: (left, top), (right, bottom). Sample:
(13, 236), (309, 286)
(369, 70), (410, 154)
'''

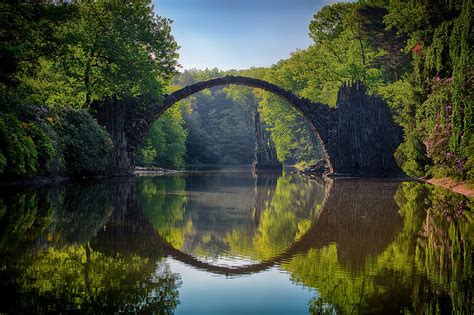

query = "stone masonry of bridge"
(93, 76), (403, 177)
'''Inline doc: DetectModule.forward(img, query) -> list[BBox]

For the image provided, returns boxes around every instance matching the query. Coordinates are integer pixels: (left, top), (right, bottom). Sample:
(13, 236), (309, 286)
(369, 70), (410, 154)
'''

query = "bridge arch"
(155, 75), (334, 172)
(95, 75), (402, 176)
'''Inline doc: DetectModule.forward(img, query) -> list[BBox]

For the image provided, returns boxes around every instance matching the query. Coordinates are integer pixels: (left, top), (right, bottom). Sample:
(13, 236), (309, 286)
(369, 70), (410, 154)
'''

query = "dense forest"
(0, 0), (472, 182)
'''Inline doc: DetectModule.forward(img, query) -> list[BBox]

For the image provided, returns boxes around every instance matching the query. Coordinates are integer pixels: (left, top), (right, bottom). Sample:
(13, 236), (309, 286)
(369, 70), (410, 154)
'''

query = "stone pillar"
(92, 100), (132, 176)
(326, 83), (403, 177)
(92, 96), (154, 176)
(252, 110), (283, 171)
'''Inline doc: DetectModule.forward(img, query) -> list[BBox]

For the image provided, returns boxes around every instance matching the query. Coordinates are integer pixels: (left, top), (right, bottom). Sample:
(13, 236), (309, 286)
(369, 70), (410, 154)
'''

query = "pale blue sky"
(153, 0), (347, 70)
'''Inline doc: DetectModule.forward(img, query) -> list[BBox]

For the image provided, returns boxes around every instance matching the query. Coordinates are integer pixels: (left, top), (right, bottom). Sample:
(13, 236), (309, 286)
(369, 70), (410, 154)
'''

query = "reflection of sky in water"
(169, 258), (315, 315)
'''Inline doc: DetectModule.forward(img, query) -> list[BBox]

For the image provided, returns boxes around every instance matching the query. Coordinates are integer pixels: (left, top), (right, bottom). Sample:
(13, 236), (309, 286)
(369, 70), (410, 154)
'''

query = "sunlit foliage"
(138, 106), (188, 169)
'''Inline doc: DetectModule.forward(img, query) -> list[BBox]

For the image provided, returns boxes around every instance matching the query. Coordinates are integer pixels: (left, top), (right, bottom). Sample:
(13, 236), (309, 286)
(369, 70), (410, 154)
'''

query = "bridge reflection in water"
(0, 170), (471, 314)
(94, 173), (404, 276)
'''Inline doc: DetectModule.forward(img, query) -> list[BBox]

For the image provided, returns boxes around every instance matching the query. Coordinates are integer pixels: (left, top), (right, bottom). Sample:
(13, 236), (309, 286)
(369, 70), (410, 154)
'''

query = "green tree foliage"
(1, 0), (472, 180)
(0, 113), (38, 176)
(264, 0), (472, 179)
(248, 62), (322, 163)
(247, 2), (397, 164)
(393, 130), (429, 176)
(56, 109), (113, 176)
(138, 68), (256, 168)
(161, 68), (255, 166)
(257, 85), (323, 163)
(229, 67), (323, 164)
(27, 119), (65, 176)
(166, 68), (322, 166)
(383, 0), (473, 179)
(184, 87), (254, 165)
(0, 1), (178, 178)
(0, 3), (76, 87)
(305, 2), (403, 104)
(0, 105), (66, 177)
(0, 107), (111, 177)
(138, 106), (188, 169)
(15, 0), (178, 108)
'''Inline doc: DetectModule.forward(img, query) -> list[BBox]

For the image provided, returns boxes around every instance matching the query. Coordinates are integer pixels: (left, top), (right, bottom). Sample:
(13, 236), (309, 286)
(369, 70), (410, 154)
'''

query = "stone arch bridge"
(93, 76), (402, 177)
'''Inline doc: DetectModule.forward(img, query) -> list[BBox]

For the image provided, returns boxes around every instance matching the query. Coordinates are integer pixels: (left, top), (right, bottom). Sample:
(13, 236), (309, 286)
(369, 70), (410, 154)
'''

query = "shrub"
(0, 152), (6, 174)
(27, 121), (65, 176)
(394, 131), (430, 177)
(0, 113), (38, 177)
(57, 109), (112, 176)
(462, 135), (474, 180)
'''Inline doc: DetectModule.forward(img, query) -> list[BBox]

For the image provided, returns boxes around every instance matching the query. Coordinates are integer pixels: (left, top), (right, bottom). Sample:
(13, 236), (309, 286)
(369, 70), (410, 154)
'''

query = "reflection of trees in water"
(1, 177), (471, 313)
(0, 188), (52, 252)
(407, 184), (473, 314)
(139, 176), (191, 249)
(0, 182), (111, 251)
(57, 182), (113, 243)
(0, 180), (182, 314)
(10, 245), (180, 314)
(236, 172), (325, 260)
(282, 181), (472, 314)
(139, 172), (326, 261)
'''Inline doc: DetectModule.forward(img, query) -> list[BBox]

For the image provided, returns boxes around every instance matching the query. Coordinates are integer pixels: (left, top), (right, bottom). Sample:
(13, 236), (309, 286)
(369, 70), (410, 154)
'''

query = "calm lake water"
(0, 168), (472, 314)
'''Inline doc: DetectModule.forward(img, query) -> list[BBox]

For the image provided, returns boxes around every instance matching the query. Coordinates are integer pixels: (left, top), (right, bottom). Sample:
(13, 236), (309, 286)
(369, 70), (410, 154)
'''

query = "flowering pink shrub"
(417, 76), (468, 178)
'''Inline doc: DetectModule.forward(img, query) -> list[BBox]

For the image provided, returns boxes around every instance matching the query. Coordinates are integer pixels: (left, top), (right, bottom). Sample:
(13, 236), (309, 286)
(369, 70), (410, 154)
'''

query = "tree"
(0, 1), (179, 178)
(138, 106), (188, 169)
(32, 0), (178, 108)
(383, 0), (473, 179)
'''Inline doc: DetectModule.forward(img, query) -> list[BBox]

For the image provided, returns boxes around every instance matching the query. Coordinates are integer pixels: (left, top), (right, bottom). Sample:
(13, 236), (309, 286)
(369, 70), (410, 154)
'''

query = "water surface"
(0, 169), (472, 313)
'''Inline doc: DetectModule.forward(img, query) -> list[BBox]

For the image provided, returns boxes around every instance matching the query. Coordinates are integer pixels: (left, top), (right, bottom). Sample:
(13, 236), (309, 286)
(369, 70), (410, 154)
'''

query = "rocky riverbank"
(294, 159), (329, 178)
(133, 166), (179, 175)
(296, 163), (474, 199)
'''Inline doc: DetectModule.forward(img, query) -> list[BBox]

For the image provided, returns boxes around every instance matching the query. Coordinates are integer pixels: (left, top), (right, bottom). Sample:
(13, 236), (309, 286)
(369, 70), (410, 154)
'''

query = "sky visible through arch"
(153, 0), (352, 71)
